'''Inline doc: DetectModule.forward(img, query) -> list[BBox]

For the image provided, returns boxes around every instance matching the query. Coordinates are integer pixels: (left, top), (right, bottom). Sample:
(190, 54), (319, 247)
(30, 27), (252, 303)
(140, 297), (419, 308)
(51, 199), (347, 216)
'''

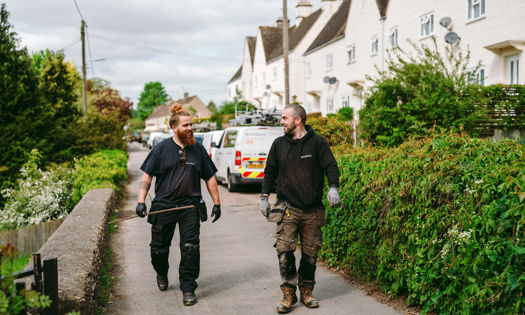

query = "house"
(228, 0), (525, 118)
(144, 92), (211, 132)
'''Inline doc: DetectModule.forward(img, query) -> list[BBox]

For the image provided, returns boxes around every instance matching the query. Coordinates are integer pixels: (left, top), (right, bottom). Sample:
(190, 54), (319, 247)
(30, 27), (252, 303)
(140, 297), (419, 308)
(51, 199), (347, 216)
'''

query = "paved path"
(105, 142), (399, 315)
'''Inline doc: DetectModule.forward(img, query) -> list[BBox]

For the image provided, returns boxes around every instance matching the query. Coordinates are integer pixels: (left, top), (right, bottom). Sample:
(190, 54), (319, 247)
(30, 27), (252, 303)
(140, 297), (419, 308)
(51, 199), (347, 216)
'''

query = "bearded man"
(136, 103), (221, 306)
(260, 104), (340, 313)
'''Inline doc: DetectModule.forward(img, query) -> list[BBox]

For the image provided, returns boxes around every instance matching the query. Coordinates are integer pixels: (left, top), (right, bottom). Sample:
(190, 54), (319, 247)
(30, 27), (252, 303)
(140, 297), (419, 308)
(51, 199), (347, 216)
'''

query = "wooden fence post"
(43, 258), (59, 315)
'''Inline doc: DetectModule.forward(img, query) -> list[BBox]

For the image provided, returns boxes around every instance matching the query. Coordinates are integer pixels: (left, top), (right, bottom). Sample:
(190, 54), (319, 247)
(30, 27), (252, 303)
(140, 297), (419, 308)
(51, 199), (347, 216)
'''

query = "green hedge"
(72, 149), (127, 204)
(321, 133), (524, 314)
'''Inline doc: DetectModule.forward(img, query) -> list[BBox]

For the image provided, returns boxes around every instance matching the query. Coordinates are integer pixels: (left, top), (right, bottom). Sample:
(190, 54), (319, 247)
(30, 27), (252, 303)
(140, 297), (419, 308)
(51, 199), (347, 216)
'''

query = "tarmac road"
(105, 142), (399, 315)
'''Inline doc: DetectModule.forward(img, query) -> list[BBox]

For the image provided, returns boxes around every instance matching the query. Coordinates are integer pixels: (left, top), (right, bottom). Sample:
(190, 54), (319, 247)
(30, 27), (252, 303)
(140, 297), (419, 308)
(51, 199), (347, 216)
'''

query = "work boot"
(183, 291), (197, 306)
(299, 286), (319, 308)
(156, 274), (168, 291)
(277, 286), (297, 313)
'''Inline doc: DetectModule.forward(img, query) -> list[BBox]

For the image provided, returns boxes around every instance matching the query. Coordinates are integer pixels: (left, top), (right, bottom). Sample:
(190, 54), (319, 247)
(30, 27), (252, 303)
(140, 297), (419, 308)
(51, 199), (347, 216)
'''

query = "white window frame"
(273, 67), (277, 81)
(326, 53), (334, 71)
(342, 94), (350, 108)
(390, 27), (398, 48)
(254, 75), (258, 88)
(326, 96), (334, 113)
(262, 72), (266, 85)
(467, 67), (486, 85)
(419, 12), (434, 38)
(467, 0), (486, 22)
(508, 55), (520, 84)
(306, 62), (312, 78)
(371, 35), (378, 55)
(347, 44), (356, 63)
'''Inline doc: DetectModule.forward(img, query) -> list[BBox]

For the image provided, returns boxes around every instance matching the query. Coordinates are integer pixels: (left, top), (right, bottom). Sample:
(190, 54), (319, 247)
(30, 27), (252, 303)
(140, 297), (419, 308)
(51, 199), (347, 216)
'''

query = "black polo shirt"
(140, 137), (217, 224)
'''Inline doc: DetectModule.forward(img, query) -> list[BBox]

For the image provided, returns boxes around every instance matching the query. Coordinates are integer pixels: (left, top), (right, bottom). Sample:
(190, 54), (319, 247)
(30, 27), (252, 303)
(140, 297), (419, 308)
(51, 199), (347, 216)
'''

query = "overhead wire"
(72, 0), (85, 21)
(86, 25), (95, 77)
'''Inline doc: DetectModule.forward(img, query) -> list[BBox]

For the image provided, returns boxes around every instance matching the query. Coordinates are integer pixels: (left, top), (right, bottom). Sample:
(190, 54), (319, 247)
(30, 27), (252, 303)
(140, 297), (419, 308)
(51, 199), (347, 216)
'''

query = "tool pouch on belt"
(197, 200), (207, 222)
(267, 200), (287, 223)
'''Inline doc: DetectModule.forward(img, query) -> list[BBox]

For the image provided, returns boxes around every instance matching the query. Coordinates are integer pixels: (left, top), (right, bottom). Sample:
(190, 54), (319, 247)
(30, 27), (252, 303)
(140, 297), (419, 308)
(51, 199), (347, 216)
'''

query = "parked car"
(129, 131), (142, 143)
(201, 130), (225, 159)
(151, 132), (172, 149)
(146, 132), (166, 149)
(213, 126), (283, 192)
(194, 132), (205, 144)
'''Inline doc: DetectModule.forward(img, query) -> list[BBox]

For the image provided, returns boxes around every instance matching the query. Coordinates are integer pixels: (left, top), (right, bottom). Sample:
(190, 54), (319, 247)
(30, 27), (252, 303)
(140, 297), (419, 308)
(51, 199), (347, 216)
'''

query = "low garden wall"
(21, 188), (116, 314)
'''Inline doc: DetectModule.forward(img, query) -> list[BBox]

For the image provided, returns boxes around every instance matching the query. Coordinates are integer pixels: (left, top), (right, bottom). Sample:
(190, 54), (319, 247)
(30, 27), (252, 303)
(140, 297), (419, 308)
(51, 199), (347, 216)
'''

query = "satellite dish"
(323, 76), (330, 83)
(439, 17), (452, 29)
(444, 32), (459, 44)
(265, 84), (271, 89)
(329, 77), (337, 84)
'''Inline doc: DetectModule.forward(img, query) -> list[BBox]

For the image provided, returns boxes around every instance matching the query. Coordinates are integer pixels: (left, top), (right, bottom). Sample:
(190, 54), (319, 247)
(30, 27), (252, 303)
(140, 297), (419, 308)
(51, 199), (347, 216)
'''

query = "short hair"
(168, 103), (191, 128)
(284, 104), (307, 125)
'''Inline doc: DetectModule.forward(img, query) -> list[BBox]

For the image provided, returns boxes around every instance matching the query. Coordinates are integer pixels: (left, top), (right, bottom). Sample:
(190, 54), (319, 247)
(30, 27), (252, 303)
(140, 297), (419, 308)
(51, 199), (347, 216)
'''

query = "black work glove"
(136, 203), (147, 218)
(211, 205), (221, 223)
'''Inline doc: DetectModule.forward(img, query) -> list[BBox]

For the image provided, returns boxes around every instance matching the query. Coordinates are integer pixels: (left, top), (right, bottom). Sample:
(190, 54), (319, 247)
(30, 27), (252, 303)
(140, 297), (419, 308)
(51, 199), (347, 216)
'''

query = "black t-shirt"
(140, 137), (217, 224)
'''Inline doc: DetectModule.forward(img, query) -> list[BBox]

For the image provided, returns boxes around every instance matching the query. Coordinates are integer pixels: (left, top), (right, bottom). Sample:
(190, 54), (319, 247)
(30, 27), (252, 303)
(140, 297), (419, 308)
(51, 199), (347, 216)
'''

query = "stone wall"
(21, 188), (116, 314)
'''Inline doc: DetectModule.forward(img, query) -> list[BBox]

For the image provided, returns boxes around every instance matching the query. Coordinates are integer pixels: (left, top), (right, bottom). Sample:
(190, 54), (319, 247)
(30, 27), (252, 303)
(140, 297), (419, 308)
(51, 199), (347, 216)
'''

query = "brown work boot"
(299, 286), (319, 308)
(277, 286), (298, 313)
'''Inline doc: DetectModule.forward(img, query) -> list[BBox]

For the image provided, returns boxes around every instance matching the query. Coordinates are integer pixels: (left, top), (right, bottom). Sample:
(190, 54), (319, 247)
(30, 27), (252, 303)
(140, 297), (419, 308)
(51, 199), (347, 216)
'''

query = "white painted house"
(228, 0), (524, 119)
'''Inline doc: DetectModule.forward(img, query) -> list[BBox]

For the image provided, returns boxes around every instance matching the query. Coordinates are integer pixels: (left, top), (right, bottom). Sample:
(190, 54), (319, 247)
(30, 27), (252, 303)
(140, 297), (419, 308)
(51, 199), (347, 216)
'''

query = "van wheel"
(227, 171), (238, 192)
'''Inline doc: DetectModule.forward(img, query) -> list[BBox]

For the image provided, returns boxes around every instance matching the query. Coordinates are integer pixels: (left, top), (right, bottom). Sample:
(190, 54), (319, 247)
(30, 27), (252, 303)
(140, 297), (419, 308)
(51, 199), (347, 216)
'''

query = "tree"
(218, 91), (257, 114)
(136, 81), (169, 120)
(0, 4), (44, 190)
(91, 86), (133, 121)
(359, 38), (482, 147)
(32, 49), (82, 162)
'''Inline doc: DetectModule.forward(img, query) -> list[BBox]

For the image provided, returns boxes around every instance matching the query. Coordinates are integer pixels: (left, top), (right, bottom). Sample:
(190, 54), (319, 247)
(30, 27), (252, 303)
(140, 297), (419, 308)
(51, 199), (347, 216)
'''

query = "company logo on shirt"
(301, 154), (312, 159)
(186, 162), (196, 166)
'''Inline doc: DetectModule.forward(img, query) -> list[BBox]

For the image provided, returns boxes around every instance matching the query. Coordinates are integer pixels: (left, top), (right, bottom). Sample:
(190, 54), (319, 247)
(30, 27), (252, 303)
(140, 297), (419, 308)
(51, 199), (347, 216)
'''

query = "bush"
(308, 116), (353, 146)
(0, 150), (74, 232)
(72, 149), (127, 204)
(321, 132), (524, 314)
(359, 38), (484, 147)
(0, 244), (51, 313)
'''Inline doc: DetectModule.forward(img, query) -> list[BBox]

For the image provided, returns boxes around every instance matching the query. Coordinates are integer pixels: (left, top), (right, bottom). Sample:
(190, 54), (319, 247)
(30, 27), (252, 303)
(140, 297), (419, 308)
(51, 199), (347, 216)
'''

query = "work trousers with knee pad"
(275, 205), (325, 288)
(150, 207), (200, 292)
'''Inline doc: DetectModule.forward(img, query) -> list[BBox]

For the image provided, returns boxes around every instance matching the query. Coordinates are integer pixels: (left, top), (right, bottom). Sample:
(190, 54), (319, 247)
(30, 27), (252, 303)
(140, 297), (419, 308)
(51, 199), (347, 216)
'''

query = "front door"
(508, 54), (520, 84)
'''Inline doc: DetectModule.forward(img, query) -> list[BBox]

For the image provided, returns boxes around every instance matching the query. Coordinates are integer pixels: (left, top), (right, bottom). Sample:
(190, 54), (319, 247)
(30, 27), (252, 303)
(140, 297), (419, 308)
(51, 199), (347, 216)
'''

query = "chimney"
(322, 0), (338, 15)
(296, 1), (312, 25)
(184, 92), (189, 102)
(276, 17), (284, 28)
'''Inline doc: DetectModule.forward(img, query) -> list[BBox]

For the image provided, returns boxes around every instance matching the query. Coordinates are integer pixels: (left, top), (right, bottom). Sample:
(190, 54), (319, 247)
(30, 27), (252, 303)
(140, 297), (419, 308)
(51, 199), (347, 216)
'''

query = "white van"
(213, 126), (283, 192)
(201, 130), (225, 159)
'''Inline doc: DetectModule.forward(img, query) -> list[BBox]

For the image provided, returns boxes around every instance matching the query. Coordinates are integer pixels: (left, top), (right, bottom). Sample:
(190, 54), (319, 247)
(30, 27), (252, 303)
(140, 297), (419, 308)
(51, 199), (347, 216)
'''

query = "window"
(347, 44), (356, 63)
(307, 101), (312, 113)
(262, 72), (266, 85)
(468, 0), (486, 21)
(326, 53), (333, 71)
(326, 97), (333, 112)
(254, 75), (258, 88)
(390, 27), (398, 48)
(371, 35), (378, 55)
(273, 67), (277, 81)
(508, 55), (520, 84)
(342, 95), (350, 108)
(467, 67), (485, 85)
(306, 62), (312, 78)
(420, 12), (434, 38)
(223, 130), (238, 148)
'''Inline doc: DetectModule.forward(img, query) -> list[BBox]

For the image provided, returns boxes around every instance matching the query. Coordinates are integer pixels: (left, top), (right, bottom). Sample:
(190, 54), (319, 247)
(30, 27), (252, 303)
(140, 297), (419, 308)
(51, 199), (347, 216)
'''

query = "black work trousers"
(150, 208), (200, 292)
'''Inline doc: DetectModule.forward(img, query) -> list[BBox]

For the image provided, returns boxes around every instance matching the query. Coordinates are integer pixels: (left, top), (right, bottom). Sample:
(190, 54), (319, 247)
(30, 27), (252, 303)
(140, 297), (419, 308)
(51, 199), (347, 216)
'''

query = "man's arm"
(138, 172), (153, 203)
(261, 140), (279, 196)
(205, 176), (220, 205)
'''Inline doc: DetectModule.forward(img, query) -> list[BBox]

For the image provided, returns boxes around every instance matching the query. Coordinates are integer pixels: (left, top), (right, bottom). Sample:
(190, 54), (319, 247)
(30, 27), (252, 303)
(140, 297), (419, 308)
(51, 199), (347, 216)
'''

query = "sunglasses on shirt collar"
(179, 149), (186, 166)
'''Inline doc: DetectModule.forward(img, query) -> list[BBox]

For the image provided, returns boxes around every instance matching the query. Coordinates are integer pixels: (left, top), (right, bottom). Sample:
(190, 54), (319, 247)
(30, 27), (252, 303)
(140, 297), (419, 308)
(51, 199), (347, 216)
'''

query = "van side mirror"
(211, 141), (219, 148)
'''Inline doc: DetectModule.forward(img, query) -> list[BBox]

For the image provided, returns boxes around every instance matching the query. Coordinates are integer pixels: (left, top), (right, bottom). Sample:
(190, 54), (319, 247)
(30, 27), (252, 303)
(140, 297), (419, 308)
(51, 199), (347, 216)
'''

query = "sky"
(4, 0), (321, 107)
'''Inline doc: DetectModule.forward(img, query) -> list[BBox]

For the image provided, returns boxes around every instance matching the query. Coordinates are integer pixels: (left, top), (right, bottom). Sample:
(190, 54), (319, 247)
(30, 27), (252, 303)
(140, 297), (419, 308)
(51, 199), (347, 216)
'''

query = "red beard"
(178, 129), (196, 146)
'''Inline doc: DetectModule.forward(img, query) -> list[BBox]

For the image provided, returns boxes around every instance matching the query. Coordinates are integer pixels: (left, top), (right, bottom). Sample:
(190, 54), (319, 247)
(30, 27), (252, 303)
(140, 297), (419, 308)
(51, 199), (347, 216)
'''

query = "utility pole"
(282, 0), (290, 106)
(81, 20), (87, 120)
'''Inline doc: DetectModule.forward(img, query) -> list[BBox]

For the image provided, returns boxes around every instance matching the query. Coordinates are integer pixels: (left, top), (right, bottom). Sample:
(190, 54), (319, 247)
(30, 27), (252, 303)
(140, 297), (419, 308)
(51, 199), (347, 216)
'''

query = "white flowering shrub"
(0, 150), (74, 232)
